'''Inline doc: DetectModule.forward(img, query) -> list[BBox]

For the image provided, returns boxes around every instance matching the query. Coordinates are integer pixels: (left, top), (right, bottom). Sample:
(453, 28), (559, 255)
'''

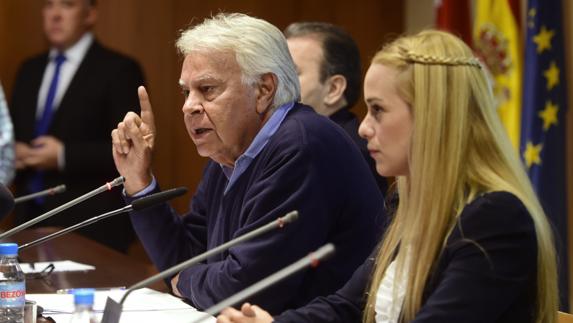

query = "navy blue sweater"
(275, 192), (538, 322)
(128, 104), (384, 313)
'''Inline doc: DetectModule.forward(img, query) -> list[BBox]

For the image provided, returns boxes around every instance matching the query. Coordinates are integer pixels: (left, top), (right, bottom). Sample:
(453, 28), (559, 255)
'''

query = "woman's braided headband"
(400, 49), (482, 69)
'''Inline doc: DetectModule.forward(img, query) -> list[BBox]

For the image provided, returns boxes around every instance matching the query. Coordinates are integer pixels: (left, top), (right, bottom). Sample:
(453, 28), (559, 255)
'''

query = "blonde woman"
(217, 30), (558, 323)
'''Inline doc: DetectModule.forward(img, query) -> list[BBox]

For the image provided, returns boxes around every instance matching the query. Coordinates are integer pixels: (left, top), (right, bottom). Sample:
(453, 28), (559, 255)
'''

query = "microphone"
(14, 184), (66, 205)
(191, 243), (336, 323)
(100, 210), (299, 323)
(0, 184), (15, 220)
(18, 187), (188, 250)
(0, 176), (124, 240)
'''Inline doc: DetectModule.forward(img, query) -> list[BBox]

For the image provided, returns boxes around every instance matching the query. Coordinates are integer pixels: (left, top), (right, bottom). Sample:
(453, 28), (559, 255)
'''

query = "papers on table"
(27, 288), (216, 322)
(21, 260), (95, 273)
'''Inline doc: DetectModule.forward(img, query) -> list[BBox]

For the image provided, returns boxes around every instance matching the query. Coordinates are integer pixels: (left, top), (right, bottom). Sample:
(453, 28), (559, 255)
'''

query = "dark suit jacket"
(275, 192), (538, 323)
(10, 39), (145, 252)
(330, 108), (388, 195)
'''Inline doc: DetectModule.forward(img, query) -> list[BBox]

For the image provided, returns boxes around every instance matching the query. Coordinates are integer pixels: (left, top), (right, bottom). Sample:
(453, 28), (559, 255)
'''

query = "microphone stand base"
(101, 297), (122, 323)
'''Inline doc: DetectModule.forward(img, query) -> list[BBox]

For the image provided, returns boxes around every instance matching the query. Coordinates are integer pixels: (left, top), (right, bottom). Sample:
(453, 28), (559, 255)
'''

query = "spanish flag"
(473, 0), (522, 149)
(435, 0), (472, 47)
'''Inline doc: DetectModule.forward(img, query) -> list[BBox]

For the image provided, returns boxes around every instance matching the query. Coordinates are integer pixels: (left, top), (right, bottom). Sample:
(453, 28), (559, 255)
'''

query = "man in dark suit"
(10, 0), (144, 252)
(284, 22), (388, 195)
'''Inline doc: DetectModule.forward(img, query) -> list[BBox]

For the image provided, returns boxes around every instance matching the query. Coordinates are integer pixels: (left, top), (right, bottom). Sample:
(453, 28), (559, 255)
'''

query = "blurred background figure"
(9, 0), (145, 253)
(0, 82), (15, 185)
(285, 22), (388, 195)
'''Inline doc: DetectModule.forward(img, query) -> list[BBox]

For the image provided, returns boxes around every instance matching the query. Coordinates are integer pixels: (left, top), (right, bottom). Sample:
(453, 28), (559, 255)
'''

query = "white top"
(36, 32), (94, 118)
(375, 259), (409, 323)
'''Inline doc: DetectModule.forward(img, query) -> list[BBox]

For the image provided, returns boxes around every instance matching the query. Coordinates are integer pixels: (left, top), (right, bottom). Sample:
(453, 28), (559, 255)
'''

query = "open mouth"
(195, 128), (211, 135)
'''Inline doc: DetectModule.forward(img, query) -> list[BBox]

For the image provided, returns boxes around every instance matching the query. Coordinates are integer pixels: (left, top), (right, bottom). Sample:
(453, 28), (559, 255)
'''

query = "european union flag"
(521, 0), (568, 310)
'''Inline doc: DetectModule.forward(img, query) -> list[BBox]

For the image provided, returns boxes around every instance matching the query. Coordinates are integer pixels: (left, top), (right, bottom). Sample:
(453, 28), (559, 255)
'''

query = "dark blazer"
(10, 39), (145, 252)
(329, 108), (388, 195)
(275, 191), (538, 323)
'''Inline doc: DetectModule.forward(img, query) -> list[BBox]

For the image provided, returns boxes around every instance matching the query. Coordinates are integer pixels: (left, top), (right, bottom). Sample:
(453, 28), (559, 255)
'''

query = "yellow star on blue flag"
(538, 101), (559, 131)
(543, 61), (559, 90)
(521, 0), (569, 310)
(533, 25), (554, 53)
(523, 141), (543, 168)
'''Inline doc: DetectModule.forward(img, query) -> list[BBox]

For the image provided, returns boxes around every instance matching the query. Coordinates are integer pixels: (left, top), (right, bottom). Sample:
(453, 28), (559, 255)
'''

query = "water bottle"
(69, 288), (98, 323)
(0, 243), (25, 323)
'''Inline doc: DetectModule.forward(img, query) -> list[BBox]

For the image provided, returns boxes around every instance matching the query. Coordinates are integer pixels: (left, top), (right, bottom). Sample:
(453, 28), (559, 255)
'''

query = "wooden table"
(7, 227), (163, 293)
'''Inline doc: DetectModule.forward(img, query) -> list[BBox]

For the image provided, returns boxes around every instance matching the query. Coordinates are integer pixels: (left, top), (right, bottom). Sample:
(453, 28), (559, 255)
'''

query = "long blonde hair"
(363, 30), (557, 323)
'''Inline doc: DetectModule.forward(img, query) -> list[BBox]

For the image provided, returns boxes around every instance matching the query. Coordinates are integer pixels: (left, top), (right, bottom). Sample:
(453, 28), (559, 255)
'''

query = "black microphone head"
(131, 187), (188, 211)
(0, 184), (14, 219)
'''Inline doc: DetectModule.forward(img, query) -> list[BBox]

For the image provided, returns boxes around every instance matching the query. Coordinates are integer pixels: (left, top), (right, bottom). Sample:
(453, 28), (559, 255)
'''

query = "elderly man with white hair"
(111, 13), (384, 314)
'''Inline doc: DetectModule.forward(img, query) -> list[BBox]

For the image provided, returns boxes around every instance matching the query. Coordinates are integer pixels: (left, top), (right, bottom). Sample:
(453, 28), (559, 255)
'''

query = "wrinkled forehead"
(180, 50), (243, 82)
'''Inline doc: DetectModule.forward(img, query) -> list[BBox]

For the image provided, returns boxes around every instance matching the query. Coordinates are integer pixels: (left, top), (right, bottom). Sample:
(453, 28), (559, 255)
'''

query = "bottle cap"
(73, 288), (95, 305)
(0, 243), (18, 256)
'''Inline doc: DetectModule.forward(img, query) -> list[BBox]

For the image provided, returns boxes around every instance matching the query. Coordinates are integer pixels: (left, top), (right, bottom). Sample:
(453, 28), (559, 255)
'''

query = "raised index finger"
(138, 86), (156, 134)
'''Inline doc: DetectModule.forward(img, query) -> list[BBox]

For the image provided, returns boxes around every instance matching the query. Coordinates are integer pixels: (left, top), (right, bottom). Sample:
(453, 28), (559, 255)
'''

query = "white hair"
(176, 13), (301, 109)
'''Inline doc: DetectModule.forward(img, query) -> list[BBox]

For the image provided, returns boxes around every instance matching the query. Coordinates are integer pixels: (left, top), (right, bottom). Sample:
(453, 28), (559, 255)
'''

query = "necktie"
(35, 53), (66, 136)
(28, 53), (67, 203)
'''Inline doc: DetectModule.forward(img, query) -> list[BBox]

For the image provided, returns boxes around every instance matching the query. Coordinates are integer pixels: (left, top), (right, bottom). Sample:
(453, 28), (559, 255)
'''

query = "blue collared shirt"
(132, 101), (295, 197)
(220, 101), (294, 194)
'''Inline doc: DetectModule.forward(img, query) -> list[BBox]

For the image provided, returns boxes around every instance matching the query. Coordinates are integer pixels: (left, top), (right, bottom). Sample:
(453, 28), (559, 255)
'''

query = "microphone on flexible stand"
(0, 184), (15, 220)
(18, 187), (188, 250)
(14, 184), (66, 204)
(0, 176), (124, 240)
(100, 210), (299, 323)
(190, 243), (336, 323)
